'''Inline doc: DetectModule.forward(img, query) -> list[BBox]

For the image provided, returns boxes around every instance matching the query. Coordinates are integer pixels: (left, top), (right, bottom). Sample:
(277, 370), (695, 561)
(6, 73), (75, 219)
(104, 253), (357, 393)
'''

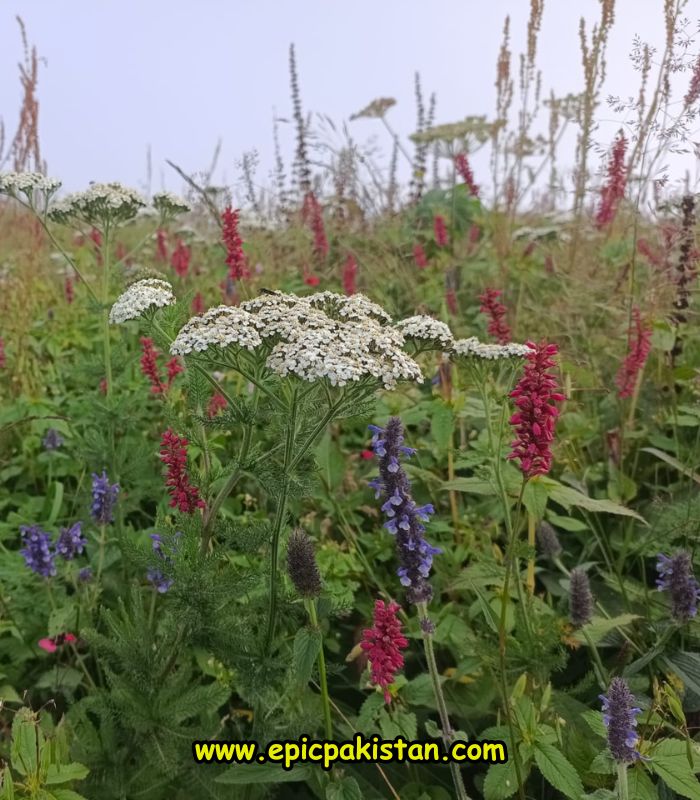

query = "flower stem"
(417, 603), (471, 800)
(307, 600), (332, 739)
(526, 510), (536, 594)
(101, 224), (113, 398)
(616, 762), (629, 800)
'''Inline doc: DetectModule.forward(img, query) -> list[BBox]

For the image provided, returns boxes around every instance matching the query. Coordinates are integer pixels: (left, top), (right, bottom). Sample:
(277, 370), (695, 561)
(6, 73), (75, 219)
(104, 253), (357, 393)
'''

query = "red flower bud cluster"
(478, 287), (511, 344)
(222, 207), (249, 280)
(413, 243), (428, 269)
(342, 253), (358, 296)
(360, 600), (408, 704)
(433, 215), (449, 248)
(454, 153), (479, 196)
(615, 307), (652, 398)
(508, 342), (565, 478)
(156, 229), (168, 263)
(595, 131), (628, 230)
(159, 428), (205, 514)
(171, 238), (191, 278)
(302, 192), (329, 259)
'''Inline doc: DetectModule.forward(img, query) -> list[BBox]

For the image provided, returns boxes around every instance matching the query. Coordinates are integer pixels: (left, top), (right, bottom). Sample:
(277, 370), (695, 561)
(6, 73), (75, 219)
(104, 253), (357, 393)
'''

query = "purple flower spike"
(600, 677), (643, 763)
(19, 525), (56, 578)
(56, 521), (87, 560)
(42, 429), (64, 451)
(91, 470), (119, 525)
(368, 418), (440, 604)
(656, 551), (700, 623)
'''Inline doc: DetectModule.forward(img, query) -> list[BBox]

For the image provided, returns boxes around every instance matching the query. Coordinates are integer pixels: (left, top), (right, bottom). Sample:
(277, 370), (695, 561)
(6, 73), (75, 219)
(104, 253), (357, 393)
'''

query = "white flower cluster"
(452, 337), (534, 360)
(170, 289), (422, 390)
(152, 191), (190, 216)
(307, 291), (392, 324)
(48, 182), (145, 224)
(0, 172), (62, 198)
(109, 278), (175, 324)
(396, 315), (454, 349)
(170, 306), (262, 355)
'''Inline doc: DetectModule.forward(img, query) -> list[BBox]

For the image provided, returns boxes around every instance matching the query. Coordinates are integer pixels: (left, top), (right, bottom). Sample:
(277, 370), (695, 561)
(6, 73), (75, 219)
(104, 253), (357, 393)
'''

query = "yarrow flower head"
(55, 522), (87, 560)
(395, 315), (454, 351)
(508, 341), (564, 478)
(369, 418), (440, 604)
(42, 429), (64, 451)
(600, 678), (643, 763)
(0, 172), (61, 207)
(286, 528), (322, 598)
(91, 470), (119, 525)
(569, 567), (594, 628)
(451, 337), (534, 361)
(656, 551), (700, 623)
(109, 279), (175, 324)
(159, 429), (205, 514)
(152, 191), (190, 217)
(20, 525), (56, 578)
(169, 305), (262, 356)
(48, 182), (145, 226)
(478, 288), (511, 344)
(360, 599), (408, 704)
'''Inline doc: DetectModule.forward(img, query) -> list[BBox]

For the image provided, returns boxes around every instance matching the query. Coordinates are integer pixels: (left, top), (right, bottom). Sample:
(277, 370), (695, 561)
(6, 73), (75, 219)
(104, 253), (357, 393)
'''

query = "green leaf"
(625, 766), (658, 800)
(47, 482), (64, 526)
(441, 477), (494, 495)
(326, 777), (362, 800)
(523, 478), (548, 520)
(216, 763), (315, 784)
(641, 447), (700, 486)
(663, 653), (700, 701)
(483, 759), (521, 800)
(533, 742), (584, 800)
(45, 763), (89, 785)
(541, 478), (646, 523)
(650, 738), (700, 799)
(0, 768), (15, 800)
(11, 708), (41, 777)
(51, 791), (89, 800)
(48, 607), (76, 639)
(431, 401), (454, 451)
(293, 627), (321, 685)
(573, 614), (640, 645)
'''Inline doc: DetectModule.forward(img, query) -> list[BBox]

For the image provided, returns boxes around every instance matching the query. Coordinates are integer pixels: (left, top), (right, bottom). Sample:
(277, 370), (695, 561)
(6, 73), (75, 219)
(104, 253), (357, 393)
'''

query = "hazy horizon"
(1, 1), (698, 199)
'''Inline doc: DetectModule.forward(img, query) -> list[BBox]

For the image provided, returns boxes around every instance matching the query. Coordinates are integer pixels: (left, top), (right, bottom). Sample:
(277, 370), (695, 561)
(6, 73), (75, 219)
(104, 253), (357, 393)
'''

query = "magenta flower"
(615, 307), (652, 398)
(595, 131), (627, 229)
(478, 287), (511, 344)
(360, 599), (408, 704)
(433, 215), (448, 248)
(508, 341), (565, 478)
(454, 153), (479, 196)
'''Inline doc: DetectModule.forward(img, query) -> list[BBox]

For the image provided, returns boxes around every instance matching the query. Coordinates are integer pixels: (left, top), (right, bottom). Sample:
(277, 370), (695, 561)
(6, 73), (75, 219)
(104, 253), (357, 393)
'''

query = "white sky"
(0, 1), (698, 195)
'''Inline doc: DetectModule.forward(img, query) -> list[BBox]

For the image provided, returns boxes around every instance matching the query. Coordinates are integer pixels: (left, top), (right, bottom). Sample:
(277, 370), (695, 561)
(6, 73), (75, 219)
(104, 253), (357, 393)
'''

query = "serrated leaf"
(625, 766), (658, 800)
(11, 708), (41, 777)
(523, 477), (548, 520)
(542, 478), (646, 523)
(573, 614), (640, 645)
(293, 627), (321, 685)
(533, 742), (584, 800)
(431, 401), (454, 450)
(216, 763), (314, 784)
(326, 776), (362, 800)
(483, 759), (520, 800)
(651, 738), (700, 799)
(0, 767), (15, 800)
(45, 763), (89, 785)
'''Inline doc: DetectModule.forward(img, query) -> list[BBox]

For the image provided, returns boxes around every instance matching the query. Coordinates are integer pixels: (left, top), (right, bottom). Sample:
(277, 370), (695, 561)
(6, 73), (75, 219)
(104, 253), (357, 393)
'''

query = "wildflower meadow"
(1, 2), (700, 799)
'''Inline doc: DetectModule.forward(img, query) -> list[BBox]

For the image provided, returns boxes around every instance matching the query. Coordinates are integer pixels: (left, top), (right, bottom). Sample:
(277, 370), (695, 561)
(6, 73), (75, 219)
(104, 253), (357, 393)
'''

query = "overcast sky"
(0, 1), (698, 196)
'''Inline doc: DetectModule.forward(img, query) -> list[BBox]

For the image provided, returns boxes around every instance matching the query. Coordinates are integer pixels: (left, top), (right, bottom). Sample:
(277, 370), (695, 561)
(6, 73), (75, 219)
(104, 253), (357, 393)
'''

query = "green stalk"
(264, 388), (298, 652)
(307, 600), (332, 739)
(616, 763), (629, 800)
(417, 602), (471, 800)
(101, 223), (113, 398)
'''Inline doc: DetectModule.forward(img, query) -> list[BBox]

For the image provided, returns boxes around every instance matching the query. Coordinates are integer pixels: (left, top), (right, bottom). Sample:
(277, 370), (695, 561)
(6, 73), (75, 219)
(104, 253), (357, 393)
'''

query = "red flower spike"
(155, 229), (168, 263)
(454, 153), (479, 196)
(302, 192), (329, 259)
(166, 357), (183, 388)
(191, 292), (206, 315)
(171, 238), (191, 278)
(159, 428), (205, 514)
(413, 243), (428, 269)
(615, 307), (652, 398)
(342, 253), (358, 296)
(478, 288), (512, 344)
(139, 337), (165, 394)
(508, 341), (565, 479)
(207, 392), (228, 418)
(360, 600), (408, 704)
(64, 276), (74, 304)
(222, 207), (250, 280)
(433, 214), (449, 248)
(595, 131), (628, 230)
